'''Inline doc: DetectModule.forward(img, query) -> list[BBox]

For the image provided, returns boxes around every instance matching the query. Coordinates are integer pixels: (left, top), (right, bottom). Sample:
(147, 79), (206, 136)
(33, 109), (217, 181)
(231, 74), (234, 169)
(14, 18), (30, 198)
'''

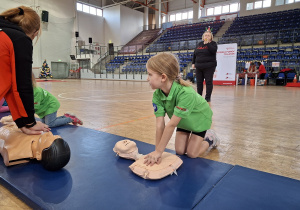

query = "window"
(296, 0), (300, 2)
(254, 1), (262, 8)
(263, 0), (272, 7)
(207, 8), (214, 16)
(162, 15), (166, 23)
(188, 11), (193, 19)
(97, 9), (102, 16)
(176, 13), (182, 21)
(230, 3), (239, 12)
(286, 0), (294, 3)
(170, 14), (175, 21)
(222, 5), (230, 13)
(198, 10), (201, 18)
(182, 12), (188, 20)
(246, 3), (254, 10)
(77, 3), (83, 11)
(76, 2), (102, 16)
(214, 6), (222, 15)
(275, 0), (285, 4)
(90, 7), (96, 15)
(83, 4), (89, 13)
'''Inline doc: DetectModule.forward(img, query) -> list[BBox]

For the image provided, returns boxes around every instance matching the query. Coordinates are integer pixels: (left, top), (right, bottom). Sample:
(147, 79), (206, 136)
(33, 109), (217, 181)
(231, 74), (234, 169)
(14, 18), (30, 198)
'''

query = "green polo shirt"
(33, 87), (60, 119)
(152, 81), (212, 132)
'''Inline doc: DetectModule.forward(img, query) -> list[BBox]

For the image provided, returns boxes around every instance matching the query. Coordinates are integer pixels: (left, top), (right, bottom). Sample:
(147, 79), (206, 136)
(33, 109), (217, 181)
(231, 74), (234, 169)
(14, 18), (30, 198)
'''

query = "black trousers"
(259, 73), (266, 79)
(195, 66), (216, 102)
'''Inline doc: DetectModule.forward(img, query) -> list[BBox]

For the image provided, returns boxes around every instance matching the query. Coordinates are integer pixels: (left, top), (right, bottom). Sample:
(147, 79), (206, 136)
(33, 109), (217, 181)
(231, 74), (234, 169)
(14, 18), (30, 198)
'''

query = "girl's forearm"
(155, 124), (164, 148)
(156, 124), (176, 154)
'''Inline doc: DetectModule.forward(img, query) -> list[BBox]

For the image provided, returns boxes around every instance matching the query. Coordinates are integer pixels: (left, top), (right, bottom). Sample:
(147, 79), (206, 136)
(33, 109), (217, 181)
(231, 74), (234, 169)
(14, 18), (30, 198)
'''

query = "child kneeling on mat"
(32, 74), (83, 127)
(144, 52), (219, 166)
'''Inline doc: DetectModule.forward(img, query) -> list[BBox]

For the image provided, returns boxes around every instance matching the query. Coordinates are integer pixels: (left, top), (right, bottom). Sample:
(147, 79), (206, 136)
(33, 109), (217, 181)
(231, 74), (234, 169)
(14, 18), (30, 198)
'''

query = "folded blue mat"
(194, 165), (300, 210)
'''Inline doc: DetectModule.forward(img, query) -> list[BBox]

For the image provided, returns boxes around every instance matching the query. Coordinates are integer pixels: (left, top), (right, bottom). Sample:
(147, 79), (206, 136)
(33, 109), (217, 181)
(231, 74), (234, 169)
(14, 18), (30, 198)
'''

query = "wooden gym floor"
(1, 78), (300, 209)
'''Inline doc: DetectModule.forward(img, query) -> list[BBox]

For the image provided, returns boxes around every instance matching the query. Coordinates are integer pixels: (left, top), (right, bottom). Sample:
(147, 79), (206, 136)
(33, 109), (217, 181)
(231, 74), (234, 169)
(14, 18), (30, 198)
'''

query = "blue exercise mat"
(0, 118), (233, 210)
(194, 165), (300, 210)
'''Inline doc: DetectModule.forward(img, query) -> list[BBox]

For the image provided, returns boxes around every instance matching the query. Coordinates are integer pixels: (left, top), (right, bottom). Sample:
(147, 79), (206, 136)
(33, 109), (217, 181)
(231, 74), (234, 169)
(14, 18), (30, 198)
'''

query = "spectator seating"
(147, 20), (225, 53)
(106, 52), (194, 74)
(236, 46), (300, 73)
(218, 9), (300, 46)
(119, 29), (162, 54)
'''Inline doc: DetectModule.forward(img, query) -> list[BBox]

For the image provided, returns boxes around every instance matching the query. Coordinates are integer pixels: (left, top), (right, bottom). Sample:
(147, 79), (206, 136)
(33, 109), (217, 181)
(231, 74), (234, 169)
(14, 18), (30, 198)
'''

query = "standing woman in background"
(192, 27), (218, 103)
(0, 6), (50, 134)
(257, 62), (266, 79)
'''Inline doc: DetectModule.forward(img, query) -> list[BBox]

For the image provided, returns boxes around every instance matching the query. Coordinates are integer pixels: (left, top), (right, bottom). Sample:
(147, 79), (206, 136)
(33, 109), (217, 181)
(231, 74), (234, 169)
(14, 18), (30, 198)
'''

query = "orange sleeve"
(0, 32), (28, 123)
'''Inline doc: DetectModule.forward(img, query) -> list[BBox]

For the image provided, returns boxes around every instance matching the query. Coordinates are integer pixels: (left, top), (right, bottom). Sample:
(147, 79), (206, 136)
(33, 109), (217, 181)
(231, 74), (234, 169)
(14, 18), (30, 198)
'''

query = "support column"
(193, 0), (200, 23)
(155, 0), (161, 29)
(144, 7), (149, 30)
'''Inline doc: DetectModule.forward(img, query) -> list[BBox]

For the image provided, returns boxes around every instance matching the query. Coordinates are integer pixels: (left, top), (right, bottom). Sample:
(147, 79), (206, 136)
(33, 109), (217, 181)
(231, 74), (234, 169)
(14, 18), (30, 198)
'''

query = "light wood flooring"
(1, 79), (300, 209)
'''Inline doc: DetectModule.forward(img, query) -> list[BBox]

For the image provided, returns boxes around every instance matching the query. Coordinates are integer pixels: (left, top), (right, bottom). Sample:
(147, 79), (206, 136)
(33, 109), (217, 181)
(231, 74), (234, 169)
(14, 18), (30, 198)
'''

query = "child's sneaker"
(205, 129), (220, 149)
(64, 113), (83, 126)
(64, 113), (73, 118)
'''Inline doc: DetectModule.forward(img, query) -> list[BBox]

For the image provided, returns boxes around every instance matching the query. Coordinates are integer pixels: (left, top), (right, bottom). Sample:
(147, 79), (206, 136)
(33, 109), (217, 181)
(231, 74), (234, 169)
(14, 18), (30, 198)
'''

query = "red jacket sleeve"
(0, 31), (36, 128)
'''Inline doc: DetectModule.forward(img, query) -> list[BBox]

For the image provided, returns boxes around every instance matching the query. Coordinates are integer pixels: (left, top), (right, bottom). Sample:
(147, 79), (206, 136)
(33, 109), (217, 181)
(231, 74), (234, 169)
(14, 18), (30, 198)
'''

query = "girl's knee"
(186, 151), (199, 158)
(175, 148), (186, 156)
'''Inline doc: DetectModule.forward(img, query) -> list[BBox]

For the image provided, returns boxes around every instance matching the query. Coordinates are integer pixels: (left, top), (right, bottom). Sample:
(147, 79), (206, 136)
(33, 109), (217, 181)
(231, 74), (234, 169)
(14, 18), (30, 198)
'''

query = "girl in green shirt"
(32, 74), (83, 127)
(144, 52), (220, 166)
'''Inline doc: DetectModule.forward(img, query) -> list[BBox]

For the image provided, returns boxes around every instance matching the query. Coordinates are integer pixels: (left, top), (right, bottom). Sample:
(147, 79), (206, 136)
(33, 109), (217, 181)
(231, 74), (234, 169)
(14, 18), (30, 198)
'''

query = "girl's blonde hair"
(202, 31), (213, 42)
(0, 6), (41, 39)
(146, 52), (191, 87)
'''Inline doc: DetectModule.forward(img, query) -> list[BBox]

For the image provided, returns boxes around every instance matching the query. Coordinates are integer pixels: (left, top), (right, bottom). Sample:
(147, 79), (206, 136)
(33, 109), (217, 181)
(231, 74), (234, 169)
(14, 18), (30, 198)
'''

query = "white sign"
(272, 62), (280, 67)
(215, 43), (237, 85)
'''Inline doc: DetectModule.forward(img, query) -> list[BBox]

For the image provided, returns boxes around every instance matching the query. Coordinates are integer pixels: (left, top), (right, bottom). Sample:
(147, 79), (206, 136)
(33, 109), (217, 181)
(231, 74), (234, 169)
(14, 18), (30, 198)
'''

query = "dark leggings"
(259, 73), (266, 79)
(195, 66), (216, 102)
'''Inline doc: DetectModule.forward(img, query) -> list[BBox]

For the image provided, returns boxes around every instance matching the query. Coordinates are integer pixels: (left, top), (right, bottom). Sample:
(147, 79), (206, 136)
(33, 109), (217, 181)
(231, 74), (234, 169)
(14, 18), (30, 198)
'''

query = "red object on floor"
(286, 82), (300, 87)
(293, 75), (297, 83)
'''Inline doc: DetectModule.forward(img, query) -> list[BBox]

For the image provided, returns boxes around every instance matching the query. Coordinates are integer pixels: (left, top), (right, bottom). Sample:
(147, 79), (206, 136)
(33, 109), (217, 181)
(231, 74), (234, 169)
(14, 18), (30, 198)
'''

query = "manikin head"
(113, 139), (140, 160)
(113, 139), (137, 153)
(32, 132), (70, 171)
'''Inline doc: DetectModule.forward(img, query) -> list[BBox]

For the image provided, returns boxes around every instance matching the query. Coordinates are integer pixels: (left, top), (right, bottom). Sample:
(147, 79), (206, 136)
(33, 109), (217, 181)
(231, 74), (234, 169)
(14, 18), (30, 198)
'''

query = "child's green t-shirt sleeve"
(173, 92), (196, 119)
(152, 93), (165, 117)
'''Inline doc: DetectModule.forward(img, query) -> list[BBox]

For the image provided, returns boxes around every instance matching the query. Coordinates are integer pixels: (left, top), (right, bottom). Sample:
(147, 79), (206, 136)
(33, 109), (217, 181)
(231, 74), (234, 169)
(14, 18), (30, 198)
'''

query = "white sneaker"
(205, 129), (220, 148)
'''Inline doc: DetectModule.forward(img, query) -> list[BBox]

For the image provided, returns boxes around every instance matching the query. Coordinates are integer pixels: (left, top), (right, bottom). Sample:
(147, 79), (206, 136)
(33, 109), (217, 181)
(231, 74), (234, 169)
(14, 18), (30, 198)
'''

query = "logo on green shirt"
(176, 106), (188, 112)
(152, 103), (158, 112)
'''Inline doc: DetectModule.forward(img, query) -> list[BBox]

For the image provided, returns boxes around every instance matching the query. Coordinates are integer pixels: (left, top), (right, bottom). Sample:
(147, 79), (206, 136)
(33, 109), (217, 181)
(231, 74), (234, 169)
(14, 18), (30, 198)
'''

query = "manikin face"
(203, 32), (212, 42)
(120, 140), (135, 147)
(115, 140), (137, 153)
(147, 68), (163, 90)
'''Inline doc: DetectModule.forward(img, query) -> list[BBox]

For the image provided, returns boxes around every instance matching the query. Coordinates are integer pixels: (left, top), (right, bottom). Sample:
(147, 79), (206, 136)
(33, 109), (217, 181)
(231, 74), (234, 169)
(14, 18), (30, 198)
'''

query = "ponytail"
(175, 77), (192, 87)
(0, 6), (40, 38)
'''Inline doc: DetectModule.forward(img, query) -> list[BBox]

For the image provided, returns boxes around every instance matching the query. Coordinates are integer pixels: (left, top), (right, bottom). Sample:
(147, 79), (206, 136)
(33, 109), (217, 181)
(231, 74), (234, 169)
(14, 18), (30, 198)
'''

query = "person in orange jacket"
(0, 6), (49, 134)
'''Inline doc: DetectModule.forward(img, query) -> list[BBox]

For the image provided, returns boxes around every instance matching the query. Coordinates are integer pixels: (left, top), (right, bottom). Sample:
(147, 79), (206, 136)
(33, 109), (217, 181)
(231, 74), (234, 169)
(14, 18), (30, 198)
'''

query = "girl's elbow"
(166, 123), (177, 130)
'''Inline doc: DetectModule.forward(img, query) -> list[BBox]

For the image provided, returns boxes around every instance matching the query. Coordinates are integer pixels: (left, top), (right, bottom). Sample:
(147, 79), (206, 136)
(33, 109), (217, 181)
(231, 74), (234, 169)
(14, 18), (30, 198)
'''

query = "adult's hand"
(20, 121), (50, 135)
(204, 39), (211, 45)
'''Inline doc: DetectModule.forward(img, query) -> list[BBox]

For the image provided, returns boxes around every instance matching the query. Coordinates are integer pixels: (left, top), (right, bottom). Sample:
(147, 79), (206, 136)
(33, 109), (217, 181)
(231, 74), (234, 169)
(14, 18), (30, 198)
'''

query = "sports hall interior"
(1, 0), (300, 209)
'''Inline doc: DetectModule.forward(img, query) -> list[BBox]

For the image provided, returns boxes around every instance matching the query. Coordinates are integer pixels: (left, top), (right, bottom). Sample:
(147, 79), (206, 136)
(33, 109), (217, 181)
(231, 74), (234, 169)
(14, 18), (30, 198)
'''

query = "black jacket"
(0, 17), (36, 128)
(192, 41), (217, 69)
